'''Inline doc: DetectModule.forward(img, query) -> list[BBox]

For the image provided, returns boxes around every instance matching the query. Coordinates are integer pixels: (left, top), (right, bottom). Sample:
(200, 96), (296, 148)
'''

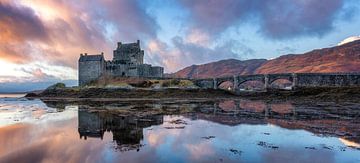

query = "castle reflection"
(78, 106), (163, 151)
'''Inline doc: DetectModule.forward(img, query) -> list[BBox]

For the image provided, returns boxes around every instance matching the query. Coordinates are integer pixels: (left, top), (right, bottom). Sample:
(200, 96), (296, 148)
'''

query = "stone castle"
(79, 40), (164, 86)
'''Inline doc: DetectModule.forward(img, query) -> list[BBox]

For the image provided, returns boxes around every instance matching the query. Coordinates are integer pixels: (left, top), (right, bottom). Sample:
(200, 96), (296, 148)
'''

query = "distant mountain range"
(170, 40), (360, 78)
(0, 80), (77, 93)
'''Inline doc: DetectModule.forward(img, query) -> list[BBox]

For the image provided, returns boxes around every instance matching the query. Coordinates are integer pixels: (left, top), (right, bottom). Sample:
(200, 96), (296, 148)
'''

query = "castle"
(78, 40), (164, 86)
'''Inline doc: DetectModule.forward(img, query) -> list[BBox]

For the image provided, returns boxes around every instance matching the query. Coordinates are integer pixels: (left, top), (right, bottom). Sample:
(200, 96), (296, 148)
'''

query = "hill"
(171, 40), (360, 78)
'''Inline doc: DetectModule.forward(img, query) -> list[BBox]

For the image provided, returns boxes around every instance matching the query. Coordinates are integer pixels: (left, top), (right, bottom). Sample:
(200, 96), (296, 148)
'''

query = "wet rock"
(320, 144), (333, 150)
(115, 144), (145, 152)
(229, 148), (242, 155)
(339, 146), (346, 151)
(257, 141), (279, 149)
(164, 126), (185, 129)
(201, 136), (215, 139)
(168, 119), (188, 125)
(305, 147), (316, 150)
(24, 92), (39, 98)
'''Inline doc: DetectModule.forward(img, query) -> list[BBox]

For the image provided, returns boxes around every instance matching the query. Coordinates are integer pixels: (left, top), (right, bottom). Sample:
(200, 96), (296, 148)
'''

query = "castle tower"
(78, 53), (105, 86)
(113, 40), (144, 64)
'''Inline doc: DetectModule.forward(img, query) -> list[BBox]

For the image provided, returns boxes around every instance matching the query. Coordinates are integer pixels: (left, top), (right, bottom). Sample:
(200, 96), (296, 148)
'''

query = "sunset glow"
(0, 0), (359, 91)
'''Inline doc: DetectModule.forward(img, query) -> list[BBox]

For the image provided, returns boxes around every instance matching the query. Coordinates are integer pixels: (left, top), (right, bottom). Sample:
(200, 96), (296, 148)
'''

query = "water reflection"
(78, 107), (163, 151)
(0, 97), (359, 162)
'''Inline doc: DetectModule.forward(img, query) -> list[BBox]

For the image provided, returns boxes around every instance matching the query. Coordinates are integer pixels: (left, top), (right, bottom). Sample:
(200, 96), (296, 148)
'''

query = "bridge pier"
(213, 103), (219, 115)
(292, 107), (297, 120)
(265, 103), (272, 119)
(233, 76), (239, 91)
(264, 74), (269, 90)
(292, 73), (298, 90)
(213, 78), (218, 89)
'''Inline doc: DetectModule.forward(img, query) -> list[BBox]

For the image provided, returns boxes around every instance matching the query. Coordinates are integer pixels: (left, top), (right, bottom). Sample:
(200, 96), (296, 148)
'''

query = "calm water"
(0, 96), (359, 163)
(0, 93), (26, 98)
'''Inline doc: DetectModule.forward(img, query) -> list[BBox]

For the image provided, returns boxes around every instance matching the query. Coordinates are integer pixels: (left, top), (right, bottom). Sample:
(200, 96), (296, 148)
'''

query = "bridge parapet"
(295, 73), (360, 88)
(191, 72), (360, 90)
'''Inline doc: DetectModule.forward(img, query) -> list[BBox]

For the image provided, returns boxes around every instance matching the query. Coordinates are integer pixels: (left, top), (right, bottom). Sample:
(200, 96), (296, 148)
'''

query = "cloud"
(20, 68), (59, 82)
(258, 0), (343, 39)
(0, 0), (164, 88)
(0, 0), (159, 69)
(146, 37), (254, 72)
(0, 1), (48, 42)
(179, 0), (346, 39)
(0, 1), (49, 63)
(338, 35), (360, 45)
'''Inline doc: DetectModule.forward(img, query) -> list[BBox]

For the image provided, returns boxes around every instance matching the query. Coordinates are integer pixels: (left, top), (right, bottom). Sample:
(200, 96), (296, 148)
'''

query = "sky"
(0, 0), (360, 92)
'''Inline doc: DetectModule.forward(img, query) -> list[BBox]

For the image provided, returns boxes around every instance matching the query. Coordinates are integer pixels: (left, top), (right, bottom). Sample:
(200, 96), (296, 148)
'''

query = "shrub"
(45, 83), (66, 90)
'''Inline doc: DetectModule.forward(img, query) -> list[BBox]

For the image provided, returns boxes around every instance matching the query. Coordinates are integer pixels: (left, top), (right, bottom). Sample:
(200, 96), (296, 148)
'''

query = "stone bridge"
(191, 73), (360, 91)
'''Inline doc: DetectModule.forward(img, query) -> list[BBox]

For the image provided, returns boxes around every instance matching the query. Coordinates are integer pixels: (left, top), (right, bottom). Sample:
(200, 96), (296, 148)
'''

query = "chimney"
(80, 53), (83, 57)
(85, 53), (87, 56)
(137, 40), (140, 45)
(117, 42), (122, 47)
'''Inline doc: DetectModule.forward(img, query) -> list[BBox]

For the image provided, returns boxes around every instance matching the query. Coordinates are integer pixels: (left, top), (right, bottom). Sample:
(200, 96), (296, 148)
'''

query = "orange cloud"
(0, 0), (159, 74)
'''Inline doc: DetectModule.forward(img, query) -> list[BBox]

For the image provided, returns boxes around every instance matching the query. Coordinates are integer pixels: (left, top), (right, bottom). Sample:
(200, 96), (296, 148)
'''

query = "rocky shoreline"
(25, 86), (360, 102)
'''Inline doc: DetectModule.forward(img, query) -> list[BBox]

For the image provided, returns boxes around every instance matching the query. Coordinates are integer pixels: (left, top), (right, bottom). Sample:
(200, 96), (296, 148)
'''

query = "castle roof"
(79, 54), (104, 62)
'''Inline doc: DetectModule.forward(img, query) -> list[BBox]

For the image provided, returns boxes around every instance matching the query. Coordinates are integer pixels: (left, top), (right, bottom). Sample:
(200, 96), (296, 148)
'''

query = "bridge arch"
(268, 74), (293, 84)
(216, 77), (234, 88)
(218, 81), (234, 90)
(193, 79), (214, 89)
(270, 78), (293, 89)
(237, 75), (265, 87)
(238, 80), (265, 90)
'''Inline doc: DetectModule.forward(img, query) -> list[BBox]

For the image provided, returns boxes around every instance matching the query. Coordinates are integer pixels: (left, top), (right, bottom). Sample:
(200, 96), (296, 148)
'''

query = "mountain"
(170, 59), (267, 78)
(256, 40), (360, 74)
(171, 40), (360, 78)
(0, 80), (77, 93)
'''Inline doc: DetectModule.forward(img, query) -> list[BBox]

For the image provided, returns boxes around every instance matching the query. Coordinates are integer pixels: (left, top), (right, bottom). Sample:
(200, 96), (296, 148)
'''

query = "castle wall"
(105, 62), (163, 78)
(138, 64), (151, 77)
(105, 62), (129, 76)
(150, 66), (164, 77)
(79, 60), (104, 86)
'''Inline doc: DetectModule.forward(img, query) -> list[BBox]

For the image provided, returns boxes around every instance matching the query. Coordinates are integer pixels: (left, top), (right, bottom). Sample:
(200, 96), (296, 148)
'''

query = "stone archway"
(238, 80), (265, 91)
(218, 81), (234, 91)
(270, 78), (293, 90)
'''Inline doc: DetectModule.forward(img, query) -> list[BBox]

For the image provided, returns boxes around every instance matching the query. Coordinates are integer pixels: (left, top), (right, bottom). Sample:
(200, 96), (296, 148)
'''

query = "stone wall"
(150, 66), (164, 77)
(79, 60), (104, 86)
(104, 63), (163, 78)
(296, 73), (360, 88)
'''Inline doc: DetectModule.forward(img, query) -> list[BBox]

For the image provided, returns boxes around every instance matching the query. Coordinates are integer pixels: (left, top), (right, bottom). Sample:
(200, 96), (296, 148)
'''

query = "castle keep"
(78, 40), (164, 86)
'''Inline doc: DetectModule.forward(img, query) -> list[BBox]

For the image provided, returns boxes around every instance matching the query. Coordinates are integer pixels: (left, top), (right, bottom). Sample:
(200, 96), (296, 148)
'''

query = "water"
(0, 93), (26, 98)
(0, 96), (359, 163)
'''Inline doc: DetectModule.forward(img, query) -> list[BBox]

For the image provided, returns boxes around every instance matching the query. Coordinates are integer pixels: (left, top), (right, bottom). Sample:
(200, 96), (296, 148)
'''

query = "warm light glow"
(339, 138), (360, 148)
